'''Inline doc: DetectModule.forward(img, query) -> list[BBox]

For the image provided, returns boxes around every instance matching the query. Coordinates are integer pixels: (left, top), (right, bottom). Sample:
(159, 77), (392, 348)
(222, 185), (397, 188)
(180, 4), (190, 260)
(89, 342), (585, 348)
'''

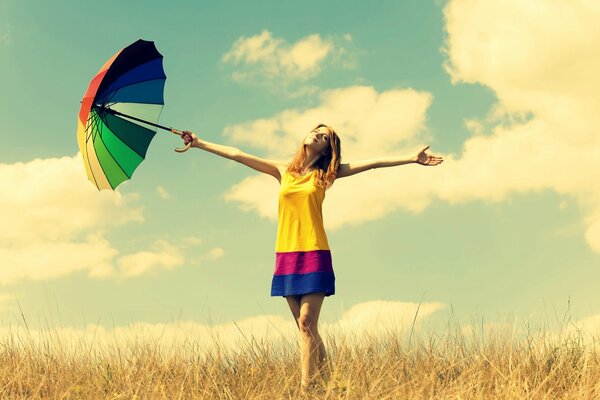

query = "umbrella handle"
(171, 129), (192, 153)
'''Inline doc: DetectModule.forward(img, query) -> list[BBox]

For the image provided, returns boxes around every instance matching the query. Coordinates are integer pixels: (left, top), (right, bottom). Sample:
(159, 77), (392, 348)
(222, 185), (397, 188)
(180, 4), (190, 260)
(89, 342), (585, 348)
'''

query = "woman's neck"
(302, 149), (321, 173)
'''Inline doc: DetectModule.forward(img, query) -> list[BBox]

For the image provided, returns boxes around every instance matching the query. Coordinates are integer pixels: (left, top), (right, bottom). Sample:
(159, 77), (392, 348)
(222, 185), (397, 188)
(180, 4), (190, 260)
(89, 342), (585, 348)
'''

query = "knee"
(298, 314), (317, 336)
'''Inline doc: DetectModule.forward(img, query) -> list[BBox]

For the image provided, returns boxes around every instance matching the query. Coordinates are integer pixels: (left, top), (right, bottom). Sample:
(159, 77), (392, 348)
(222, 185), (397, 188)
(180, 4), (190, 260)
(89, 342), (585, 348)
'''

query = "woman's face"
(304, 126), (330, 154)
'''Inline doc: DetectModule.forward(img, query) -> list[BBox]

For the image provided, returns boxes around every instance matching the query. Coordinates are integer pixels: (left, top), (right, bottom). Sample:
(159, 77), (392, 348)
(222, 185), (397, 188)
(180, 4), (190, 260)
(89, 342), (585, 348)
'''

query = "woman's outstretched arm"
(337, 146), (443, 179)
(177, 130), (286, 181)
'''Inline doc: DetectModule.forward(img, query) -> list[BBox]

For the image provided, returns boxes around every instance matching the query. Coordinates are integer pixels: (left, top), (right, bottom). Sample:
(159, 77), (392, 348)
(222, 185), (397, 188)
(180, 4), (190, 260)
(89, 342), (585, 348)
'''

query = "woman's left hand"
(415, 146), (443, 166)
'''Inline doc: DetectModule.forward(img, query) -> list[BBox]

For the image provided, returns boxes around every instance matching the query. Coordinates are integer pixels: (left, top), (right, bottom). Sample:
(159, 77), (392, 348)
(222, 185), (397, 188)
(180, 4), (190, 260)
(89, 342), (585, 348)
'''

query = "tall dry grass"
(1, 315), (600, 399)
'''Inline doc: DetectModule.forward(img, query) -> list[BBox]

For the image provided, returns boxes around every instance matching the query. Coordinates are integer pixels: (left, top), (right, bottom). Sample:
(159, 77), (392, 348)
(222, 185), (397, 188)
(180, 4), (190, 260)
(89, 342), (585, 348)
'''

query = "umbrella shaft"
(98, 106), (172, 132)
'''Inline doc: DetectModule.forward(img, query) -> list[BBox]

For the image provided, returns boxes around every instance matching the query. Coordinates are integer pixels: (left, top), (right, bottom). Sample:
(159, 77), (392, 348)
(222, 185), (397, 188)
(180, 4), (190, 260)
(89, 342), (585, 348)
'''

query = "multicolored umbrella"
(77, 39), (189, 191)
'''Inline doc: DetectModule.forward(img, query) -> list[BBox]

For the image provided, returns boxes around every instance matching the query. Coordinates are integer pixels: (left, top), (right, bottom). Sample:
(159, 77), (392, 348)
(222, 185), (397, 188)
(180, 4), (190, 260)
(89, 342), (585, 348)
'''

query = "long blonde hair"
(287, 123), (341, 190)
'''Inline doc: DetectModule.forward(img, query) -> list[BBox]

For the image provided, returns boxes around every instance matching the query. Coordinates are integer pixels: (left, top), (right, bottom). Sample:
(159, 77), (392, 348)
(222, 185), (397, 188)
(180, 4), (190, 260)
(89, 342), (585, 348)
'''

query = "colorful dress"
(271, 169), (335, 297)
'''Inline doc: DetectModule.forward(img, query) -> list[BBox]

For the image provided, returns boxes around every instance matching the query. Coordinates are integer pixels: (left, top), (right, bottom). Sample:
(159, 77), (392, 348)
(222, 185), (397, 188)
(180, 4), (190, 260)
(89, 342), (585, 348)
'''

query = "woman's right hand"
(171, 129), (196, 153)
(181, 130), (198, 147)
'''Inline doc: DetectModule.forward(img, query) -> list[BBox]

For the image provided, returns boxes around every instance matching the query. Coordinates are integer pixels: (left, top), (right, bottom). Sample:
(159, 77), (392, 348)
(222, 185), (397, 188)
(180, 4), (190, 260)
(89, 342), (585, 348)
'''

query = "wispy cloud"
(0, 24), (10, 46)
(183, 236), (203, 246)
(221, 29), (356, 95)
(204, 247), (225, 261)
(156, 185), (171, 199)
(93, 240), (184, 279)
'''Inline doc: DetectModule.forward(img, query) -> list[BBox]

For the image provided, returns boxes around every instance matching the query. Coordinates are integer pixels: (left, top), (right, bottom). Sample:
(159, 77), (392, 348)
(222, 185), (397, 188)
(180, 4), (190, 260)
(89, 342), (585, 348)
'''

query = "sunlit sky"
(2, 0), (600, 341)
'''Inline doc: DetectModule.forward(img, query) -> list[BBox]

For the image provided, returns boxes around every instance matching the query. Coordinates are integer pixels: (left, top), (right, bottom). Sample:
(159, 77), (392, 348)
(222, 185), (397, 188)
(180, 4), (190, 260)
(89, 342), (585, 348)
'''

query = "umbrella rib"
(87, 109), (120, 189)
(105, 103), (165, 134)
(89, 110), (125, 189)
(89, 110), (102, 143)
(96, 112), (135, 179)
(91, 111), (111, 183)
(84, 110), (102, 189)
(86, 108), (99, 142)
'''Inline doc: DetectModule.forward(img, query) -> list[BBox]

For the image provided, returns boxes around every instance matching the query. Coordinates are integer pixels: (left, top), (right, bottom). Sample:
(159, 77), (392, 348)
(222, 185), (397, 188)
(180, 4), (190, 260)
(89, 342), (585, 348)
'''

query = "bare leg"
(286, 294), (330, 391)
(298, 293), (325, 391)
(315, 332), (330, 380)
(285, 295), (301, 329)
(286, 295), (327, 360)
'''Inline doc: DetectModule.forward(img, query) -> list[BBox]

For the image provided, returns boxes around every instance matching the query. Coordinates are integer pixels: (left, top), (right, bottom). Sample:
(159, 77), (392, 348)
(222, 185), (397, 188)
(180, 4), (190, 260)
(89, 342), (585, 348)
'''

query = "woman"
(177, 124), (443, 392)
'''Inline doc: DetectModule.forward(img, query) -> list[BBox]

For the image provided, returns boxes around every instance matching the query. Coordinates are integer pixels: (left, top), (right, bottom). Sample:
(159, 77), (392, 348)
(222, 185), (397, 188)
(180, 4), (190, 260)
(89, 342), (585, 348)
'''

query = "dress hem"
(270, 288), (335, 297)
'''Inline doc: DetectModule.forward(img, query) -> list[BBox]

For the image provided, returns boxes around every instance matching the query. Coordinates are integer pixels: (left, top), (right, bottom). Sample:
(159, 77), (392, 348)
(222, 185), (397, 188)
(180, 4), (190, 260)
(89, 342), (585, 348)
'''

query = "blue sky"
(1, 0), (599, 341)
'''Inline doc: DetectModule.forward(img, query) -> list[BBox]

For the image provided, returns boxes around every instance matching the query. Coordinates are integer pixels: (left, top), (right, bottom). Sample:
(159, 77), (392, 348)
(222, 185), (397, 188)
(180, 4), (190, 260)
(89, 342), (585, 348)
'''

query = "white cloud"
(0, 154), (143, 246)
(0, 155), (217, 285)
(528, 313), (600, 350)
(0, 299), (444, 356)
(0, 155), (141, 284)
(0, 234), (119, 285)
(223, 0), (600, 255)
(565, 314), (600, 343)
(222, 85), (435, 230)
(327, 300), (446, 339)
(156, 186), (171, 199)
(205, 247), (225, 260)
(460, 320), (519, 339)
(223, 85), (431, 159)
(115, 241), (183, 279)
(221, 29), (355, 93)
(441, 0), (600, 253)
(94, 238), (219, 279)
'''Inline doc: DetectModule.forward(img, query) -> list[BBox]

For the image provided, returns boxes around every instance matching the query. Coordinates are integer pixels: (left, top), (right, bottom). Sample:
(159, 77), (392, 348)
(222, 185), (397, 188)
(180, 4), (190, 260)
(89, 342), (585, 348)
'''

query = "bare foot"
(300, 382), (324, 398)
(318, 358), (332, 384)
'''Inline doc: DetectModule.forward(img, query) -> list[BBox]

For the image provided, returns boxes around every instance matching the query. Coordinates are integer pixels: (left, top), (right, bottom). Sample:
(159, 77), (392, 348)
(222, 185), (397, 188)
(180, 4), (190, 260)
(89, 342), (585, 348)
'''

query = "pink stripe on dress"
(274, 250), (333, 275)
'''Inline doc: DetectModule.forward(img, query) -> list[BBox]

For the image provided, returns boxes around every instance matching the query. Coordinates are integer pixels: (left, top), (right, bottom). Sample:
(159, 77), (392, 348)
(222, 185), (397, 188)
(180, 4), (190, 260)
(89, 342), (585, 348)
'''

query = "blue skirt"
(270, 249), (335, 297)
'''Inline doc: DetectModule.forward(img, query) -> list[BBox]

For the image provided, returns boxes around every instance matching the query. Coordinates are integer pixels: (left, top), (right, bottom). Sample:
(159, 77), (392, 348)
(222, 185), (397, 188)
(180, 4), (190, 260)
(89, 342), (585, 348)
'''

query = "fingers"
(419, 153), (444, 166)
(170, 129), (196, 151)
(426, 158), (443, 165)
(171, 128), (195, 142)
(178, 130), (195, 145)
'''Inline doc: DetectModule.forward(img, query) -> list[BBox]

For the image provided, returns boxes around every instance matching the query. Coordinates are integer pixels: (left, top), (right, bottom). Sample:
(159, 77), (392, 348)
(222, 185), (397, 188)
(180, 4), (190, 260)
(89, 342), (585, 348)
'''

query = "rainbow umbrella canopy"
(77, 39), (178, 191)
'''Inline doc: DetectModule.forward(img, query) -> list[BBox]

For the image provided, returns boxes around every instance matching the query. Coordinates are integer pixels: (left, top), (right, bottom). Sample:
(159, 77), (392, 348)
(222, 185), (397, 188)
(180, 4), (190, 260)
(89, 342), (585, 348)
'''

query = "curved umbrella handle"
(170, 129), (193, 153)
(175, 142), (192, 153)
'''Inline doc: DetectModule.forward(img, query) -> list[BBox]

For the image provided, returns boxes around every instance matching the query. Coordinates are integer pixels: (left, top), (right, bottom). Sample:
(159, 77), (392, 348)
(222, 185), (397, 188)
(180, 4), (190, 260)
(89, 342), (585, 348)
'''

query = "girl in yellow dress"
(177, 124), (443, 392)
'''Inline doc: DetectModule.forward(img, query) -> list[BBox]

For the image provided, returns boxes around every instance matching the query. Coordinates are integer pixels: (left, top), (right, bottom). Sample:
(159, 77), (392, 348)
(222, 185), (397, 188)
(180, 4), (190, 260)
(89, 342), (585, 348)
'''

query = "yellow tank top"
(275, 169), (330, 252)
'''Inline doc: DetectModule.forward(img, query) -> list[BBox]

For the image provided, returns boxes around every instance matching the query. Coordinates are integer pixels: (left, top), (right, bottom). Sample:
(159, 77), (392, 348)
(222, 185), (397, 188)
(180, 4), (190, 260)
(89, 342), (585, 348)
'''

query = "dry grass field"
(1, 315), (599, 399)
